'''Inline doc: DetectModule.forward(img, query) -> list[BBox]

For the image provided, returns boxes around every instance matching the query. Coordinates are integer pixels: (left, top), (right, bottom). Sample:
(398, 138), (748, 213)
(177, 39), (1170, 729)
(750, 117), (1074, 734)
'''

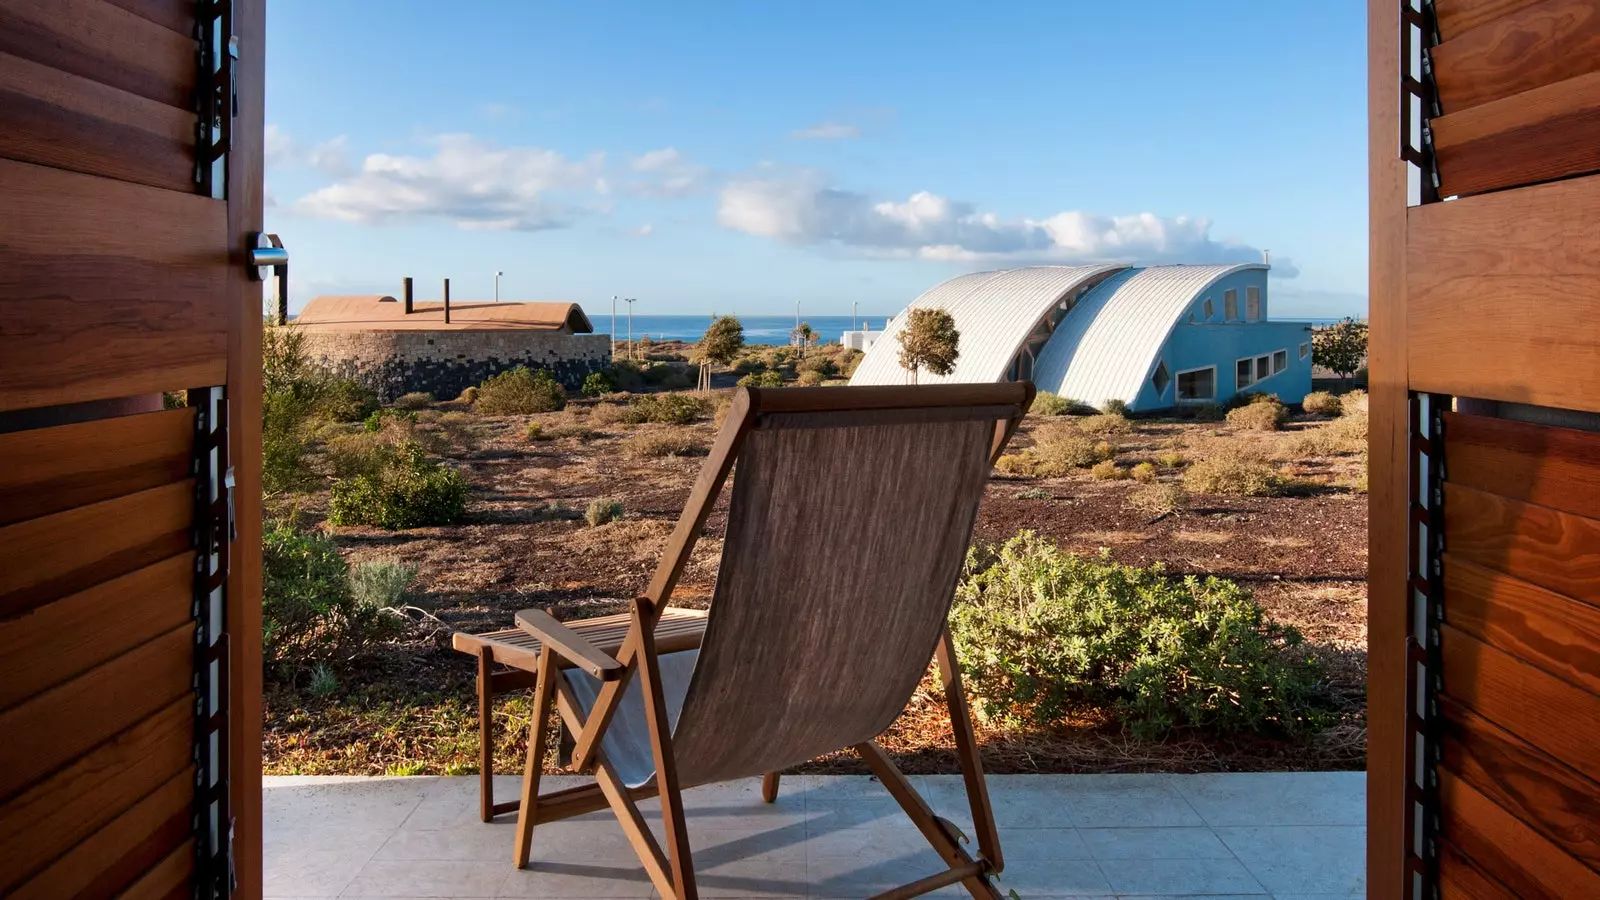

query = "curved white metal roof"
(848, 265), (1126, 385)
(1031, 264), (1266, 407)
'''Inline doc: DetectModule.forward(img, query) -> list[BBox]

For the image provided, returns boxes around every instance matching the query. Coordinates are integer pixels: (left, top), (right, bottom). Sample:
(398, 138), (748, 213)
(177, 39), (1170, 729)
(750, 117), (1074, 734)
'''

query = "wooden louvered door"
(1370, 1), (1600, 898)
(0, 1), (265, 898)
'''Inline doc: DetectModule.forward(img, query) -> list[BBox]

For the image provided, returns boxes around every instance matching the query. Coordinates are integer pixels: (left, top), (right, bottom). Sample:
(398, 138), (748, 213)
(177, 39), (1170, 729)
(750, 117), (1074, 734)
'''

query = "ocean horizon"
(594, 314), (1351, 345)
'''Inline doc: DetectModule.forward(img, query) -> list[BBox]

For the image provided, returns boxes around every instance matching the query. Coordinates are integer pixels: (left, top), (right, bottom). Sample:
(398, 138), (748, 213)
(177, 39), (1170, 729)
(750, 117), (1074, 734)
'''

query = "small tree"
(696, 314), (744, 392)
(1312, 318), (1368, 386)
(791, 322), (817, 359)
(897, 308), (960, 384)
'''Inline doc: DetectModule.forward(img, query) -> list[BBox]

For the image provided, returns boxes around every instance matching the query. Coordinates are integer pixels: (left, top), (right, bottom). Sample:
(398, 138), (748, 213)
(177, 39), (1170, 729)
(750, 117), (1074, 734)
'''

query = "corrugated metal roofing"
(1031, 264), (1265, 407)
(848, 265), (1126, 385)
(295, 295), (594, 332)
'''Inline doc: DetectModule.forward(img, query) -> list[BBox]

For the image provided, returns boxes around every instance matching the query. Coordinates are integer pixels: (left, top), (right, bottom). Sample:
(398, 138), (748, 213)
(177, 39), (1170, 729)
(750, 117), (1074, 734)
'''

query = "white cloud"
(305, 136), (353, 177)
(293, 134), (605, 230)
(717, 171), (1294, 273)
(634, 223), (654, 237)
(624, 147), (709, 198)
(265, 125), (356, 177)
(791, 122), (861, 140)
(479, 102), (519, 121)
(264, 124), (295, 169)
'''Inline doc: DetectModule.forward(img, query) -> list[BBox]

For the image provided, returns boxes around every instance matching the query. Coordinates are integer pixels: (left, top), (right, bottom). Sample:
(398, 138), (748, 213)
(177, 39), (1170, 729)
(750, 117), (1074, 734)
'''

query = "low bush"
(548, 421), (598, 442)
(430, 411), (477, 452)
(525, 421), (550, 442)
(797, 355), (838, 379)
(1226, 394), (1289, 432)
(1130, 461), (1158, 483)
(1129, 483), (1188, 516)
(585, 498), (624, 527)
(641, 362), (677, 385)
(1090, 459), (1126, 480)
(1016, 488), (1053, 500)
(474, 366), (566, 415)
(1100, 398), (1131, 416)
(949, 531), (1330, 738)
(1182, 450), (1284, 497)
(1340, 389), (1369, 416)
(531, 500), (580, 521)
(1030, 391), (1071, 416)
(994, 451), (1045, 478)
(737, 370), (785, 388)
(318, 379), (381, 423)
(589, 402), (629, 426)
(1286, 411), (1368, 458)
(1156, 450), (1186, 468)
(582, 370), (617, 397)
(1189, 402), (1224, 421)
(835, 348), (864, 378)
(365, 408), (417, 432)
(623, 392), (712, 425)
(328, 441), (469, 529)
(262, 524), (384, 671)
(1300, 391), (1341, 416)
(348, 557), (418, 614)
(1031, 424), (1116, 474)
(458, 386), (479, 404)
(797, 370), (826, 386)
(1078, 413), (1134, 435)
(393, 392), (434, 410)
(622, 429), (706, 458)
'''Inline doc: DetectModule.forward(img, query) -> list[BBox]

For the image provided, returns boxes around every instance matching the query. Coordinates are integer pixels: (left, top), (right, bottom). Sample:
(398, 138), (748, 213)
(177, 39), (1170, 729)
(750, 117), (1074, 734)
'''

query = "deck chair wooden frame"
(510, 383), (1032, 900)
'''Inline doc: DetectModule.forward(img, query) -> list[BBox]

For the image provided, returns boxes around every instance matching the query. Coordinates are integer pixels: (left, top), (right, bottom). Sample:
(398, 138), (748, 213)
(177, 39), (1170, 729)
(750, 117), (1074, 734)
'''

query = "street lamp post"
(611, 295), (618, 361)
(623, 297), (638, 361)
(494, 270), (504, 303)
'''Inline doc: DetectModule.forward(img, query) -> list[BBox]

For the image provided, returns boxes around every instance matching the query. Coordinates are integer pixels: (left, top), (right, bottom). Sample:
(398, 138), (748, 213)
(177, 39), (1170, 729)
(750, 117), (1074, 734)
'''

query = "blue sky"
(265, 1), (1367, 319)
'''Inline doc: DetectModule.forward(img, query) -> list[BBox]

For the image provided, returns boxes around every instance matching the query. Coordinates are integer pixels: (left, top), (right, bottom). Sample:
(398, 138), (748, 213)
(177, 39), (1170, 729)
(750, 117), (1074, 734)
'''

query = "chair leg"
(633, 600), (698, 899)
(477, 647), (495, 823)
(761, 771), (780, 803)
(936, 628), (1002, 873)
(513, 646), (557, 868)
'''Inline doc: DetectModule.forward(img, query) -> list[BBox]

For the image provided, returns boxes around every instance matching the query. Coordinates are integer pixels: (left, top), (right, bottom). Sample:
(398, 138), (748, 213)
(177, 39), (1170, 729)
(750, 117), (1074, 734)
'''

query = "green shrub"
(1189, 402), (1224, 421)
(1288, 411), (1368, 457)
(1130, 462), (1158, 483)
(835, 348), (864, 378)
(737, 370), (785, 388)
(474, 366), (566, 415)
(318, 379), (381, 423)
(949, 532), (1330, 738)
(1100, 398), (1130, 416)
(623, 393), (712, 425)
(531, 500), (580, 521)
(1301, 391), (1341, 417)
(525, 421), (550, 442)
(307, 663), (340, 699)
(1078, 413), (1134, 435)
(349, 557), (418, 613)
(548, 421), (598, 442)
(1090, 459), (1126, 480)
(365, 408), (417, 432)
(582, 370), (618, 397)
(585, 498), (624, 527)
(262, 524), (382, 670)
(393, 392), (434, 410)
(622, 429), (705, 458)
(1017, 488), (1053, 500)
(1035, 423), (1112, 469)
(1156, 450), (1186, 468)
(1030, 391), (1071, 416)
(797, 355), (837, 379)
(1226, 394), (1289, 431)
(1182, 451), (1284, 497)
(328, 441), (469, 529)
(797, 370), (825, 386)
(994, 451), (1044, 478)
(732, 356), (766, 376)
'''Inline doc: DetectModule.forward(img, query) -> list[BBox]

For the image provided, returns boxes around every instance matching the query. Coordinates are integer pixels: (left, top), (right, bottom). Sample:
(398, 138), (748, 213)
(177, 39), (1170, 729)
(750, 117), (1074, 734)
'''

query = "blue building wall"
(1129, 268), (1315, 410)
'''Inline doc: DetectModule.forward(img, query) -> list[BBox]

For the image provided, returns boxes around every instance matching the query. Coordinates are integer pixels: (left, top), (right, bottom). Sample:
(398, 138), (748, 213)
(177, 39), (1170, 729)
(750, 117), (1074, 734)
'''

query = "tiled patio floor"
(264, 772), (1364, 899)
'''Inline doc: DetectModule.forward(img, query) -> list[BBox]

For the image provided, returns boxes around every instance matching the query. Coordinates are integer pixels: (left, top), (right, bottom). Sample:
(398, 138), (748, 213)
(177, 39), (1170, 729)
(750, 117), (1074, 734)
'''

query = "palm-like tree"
(792, 321), (817, 358)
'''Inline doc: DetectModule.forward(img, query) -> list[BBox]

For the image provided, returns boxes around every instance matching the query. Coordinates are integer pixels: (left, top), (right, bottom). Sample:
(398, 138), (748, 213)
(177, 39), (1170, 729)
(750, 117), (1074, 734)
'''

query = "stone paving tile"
(1077, 826), (1231, 860)
(1214, 825), (1367, 896)
(1095, 857), (1267, 895)
(1172, 772), (1365, 827)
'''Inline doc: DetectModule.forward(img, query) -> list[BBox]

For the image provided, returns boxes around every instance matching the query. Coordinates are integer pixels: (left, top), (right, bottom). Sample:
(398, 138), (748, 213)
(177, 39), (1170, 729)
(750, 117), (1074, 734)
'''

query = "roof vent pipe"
(443, 278), (451, 324)
(403, 276), (413, 314)
(1262, 249), (1270, 267)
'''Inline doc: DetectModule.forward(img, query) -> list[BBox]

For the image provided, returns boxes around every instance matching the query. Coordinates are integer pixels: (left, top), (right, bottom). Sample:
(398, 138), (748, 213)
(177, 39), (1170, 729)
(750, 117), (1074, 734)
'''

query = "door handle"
(249, 232), (287, 279)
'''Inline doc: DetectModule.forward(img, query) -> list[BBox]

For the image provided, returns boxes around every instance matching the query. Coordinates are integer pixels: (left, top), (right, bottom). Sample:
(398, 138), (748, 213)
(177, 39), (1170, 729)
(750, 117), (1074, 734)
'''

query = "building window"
(1177, 366), (1216, 401)
(1151, 361), (1171, 395)
(1272, 349), (1288, 374)
(1236, 358), (1254, 389)
(1203, 297), (1214, 319)
(1224, 289), (1238, 320)
(1299, 342), (1310, 360)
(1246, 286), (1261, 321)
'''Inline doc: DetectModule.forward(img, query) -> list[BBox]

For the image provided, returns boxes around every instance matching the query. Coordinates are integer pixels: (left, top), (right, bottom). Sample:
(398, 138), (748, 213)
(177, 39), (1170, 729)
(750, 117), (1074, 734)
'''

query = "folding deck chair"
(509, 382), (1032, 899)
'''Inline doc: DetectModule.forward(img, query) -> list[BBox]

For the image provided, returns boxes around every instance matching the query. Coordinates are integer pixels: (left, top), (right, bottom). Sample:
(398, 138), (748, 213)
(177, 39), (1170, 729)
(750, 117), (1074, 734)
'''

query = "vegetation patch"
(263, 524), (394, 674)
(623, 392), (712, 425)
(1226, 394), (1289, 432)
(950, 531), (1331, 738)
(1078, 413), (1133, 436)
(393, 392), (434, 410)
(474, 366), (566, 415)
(584, 498), (624, 527)
(622, 429), (706, 458)
(328, 441), (469, 528)
(1300, 391), (1341, 417)
(1182, 449), (1285, 497)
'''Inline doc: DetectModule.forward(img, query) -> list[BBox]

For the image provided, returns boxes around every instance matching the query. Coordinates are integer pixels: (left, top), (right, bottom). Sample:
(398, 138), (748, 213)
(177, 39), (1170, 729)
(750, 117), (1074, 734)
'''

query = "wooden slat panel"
(1431, 0), (1600, 114)
(0, 50), (194, 191)
(117, 839), (195, 900)
(1445, 555), (1600, 694)
(0, 698), (190, 894)
(1436, 0), (1547, 38)
(1444, 483), (1600, 604)
(0, 158), (229, 411)
(0, 624), (191, 802)
(102, 0), (192, 35)
(0, 0), (195, 109)
(1439, 839), (1520, 899)
(1440, 695), (1600, 872)
(0, 553), (192, 710)
(1408, 172), (1600, 412)
(10, 765), (193, 900)
(0, 406), (194, 526)
(1441, 624), (1600, 780)
(1438, 769), (1600, 899)
(1443, 410), (1600, 519)
(1432, 70), (1600, 196)
(0, 479), (193, 617)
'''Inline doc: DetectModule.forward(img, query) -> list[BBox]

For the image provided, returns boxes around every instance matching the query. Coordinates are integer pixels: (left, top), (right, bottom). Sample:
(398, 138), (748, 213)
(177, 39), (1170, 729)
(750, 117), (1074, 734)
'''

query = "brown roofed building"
(293, 292), (609, 402)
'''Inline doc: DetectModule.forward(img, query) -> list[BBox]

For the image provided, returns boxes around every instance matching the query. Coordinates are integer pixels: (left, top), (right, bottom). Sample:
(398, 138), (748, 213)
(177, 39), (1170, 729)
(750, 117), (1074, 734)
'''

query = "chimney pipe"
(443, 278), (451, 324)
(1262, 249), (1271, 267)
(403, 276), (413, 314)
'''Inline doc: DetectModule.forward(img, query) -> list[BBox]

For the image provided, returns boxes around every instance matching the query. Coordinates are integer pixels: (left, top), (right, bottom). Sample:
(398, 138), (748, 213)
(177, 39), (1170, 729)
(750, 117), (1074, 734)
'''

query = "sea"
(601, 315), (895, 345)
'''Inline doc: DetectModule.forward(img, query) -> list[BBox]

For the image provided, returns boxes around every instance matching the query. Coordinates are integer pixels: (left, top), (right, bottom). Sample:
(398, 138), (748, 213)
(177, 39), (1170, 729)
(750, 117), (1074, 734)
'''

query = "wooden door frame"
(227, 0), (266, 895)
(1367, 1), (1408, 898)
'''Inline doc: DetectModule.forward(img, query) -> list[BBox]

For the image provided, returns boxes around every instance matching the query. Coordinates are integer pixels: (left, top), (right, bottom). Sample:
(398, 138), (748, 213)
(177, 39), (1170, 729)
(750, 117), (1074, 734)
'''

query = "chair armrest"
(514, 609), (626, 681)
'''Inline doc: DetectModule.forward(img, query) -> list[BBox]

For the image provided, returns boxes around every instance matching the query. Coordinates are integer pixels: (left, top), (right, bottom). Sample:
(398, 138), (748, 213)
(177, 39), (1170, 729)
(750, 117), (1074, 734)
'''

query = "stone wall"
(301, 329), (611, 402)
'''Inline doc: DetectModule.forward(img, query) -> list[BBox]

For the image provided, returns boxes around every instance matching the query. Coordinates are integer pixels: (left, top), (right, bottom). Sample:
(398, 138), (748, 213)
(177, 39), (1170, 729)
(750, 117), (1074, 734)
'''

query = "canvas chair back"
(666, 384), (1029, 788)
